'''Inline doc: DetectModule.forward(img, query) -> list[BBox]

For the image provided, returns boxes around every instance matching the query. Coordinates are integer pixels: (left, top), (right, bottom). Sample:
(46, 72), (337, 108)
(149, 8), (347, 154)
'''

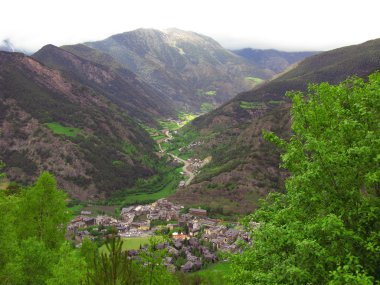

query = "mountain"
(0, 51), (160, 199)
(83, 28), (277, 111)
(170, 39), (380, 214)
(32, 44), (176, 124)
(232, 48), (317, 73)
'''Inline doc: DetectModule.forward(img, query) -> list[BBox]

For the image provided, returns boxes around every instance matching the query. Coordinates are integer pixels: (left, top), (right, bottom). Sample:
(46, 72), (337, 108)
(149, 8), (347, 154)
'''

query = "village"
(67, 198), (251, 272)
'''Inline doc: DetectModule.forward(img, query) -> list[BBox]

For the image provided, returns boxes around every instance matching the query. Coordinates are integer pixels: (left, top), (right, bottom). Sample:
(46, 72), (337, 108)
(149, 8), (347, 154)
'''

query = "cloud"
(1, 0), (379, 52)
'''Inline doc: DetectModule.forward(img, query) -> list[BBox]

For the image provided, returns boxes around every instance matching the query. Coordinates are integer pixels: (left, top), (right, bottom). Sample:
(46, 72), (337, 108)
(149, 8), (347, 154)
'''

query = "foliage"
(85, 232), (144, 285)
(139, 236), (178, 285)
(0, 172), (87, 284)
(231, 74), (380, 284)
(188, 261), (233, 284)
(45, 122), (82, 138)
(239, 101), (265, 109)
(99, 237), (151, 252)
(110, 161), (183, 206)
(46, 242), (86, 285)
(201, 102), (215, 113)
(244, 76), (264, 86)
(17, 172), (69, 249)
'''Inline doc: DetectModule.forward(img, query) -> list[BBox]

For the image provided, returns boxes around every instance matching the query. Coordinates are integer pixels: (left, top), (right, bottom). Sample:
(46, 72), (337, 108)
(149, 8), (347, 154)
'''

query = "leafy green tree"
(85, 231), (144, 285)
(0, 192), (19, 281)
(46, 242), (86, 285)
(5, 237), (53, 285)
(17, 171), (69, 249)
(139, 236), (178, 285)
(231, 73), (380, 284)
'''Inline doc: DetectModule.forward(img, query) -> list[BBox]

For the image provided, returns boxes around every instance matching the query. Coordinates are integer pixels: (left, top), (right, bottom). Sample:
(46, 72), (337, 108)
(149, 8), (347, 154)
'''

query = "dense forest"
(0, 73), (378, 284)
(230, 73), (380, 284)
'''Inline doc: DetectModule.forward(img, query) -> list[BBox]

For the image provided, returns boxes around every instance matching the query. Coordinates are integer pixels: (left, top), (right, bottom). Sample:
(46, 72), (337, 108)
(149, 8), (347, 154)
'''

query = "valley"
(0, 24), (379, 284)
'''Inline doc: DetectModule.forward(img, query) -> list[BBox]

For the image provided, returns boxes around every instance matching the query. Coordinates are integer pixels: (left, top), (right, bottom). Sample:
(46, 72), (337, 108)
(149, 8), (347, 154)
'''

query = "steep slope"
(0, 51), (159, 199)
(232, 48), (317, 73)
(84, 28), (274, 111)
(170, 38), (380, 214)
(32, 44), (175, 124)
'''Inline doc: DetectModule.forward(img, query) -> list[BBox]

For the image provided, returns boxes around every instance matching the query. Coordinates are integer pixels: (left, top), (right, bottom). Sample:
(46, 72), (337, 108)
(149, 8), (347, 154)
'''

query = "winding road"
(169, 153), (195, 186)
(157, 130), (195, 187)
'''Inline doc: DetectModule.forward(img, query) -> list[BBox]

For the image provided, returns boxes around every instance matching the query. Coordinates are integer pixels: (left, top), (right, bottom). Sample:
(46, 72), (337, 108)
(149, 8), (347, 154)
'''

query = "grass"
(239, 101), (265, 109)
(159, 120), (180, 131)
(268, 100), (286, 105)
(0, 179), (9, 190)
(107, 163), (184, 207)
(196, 89), (217, 97)
(204, 90), (217, 96)
(68, 204), (85, 219)
(244, 76), (264, 86)
(99, 237), (151, 253)
(45, 122), (82, 137)
(201, 102), (214, 113)
(190, 261), (233, 284)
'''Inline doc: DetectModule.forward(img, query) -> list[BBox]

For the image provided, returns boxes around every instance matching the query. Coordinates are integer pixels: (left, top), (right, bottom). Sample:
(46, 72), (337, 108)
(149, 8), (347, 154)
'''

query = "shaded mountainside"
(0, 51), (160, 199)
(32, 44), (176, 124)
(83, 28), (276, 111)
(232, 48), (317, 73)
(170, 38), (380, 214)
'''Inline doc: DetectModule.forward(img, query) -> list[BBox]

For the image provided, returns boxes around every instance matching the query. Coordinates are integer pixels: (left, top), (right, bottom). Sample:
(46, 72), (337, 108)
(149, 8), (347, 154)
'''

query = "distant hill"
(83, 28), (279, 111)
(0, 51), (160, 199)
(32, 44), (176, 124)
(170, 39), (380, 214)
(232, 48), (317, 73)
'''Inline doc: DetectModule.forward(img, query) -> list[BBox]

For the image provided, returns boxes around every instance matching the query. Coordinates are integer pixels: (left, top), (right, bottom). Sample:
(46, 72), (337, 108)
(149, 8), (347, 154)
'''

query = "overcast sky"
(1, 0), (379, 52)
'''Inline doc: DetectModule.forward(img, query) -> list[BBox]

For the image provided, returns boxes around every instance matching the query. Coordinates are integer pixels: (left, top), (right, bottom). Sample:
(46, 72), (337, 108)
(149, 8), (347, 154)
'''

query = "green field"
(244, 76), (264, 86)
(45, 122), (82, 137)
(99, 237), (151, 253)
(239, 101), (265, 109)
(190, 261), (232, 284)
(119, 166), (183, 205)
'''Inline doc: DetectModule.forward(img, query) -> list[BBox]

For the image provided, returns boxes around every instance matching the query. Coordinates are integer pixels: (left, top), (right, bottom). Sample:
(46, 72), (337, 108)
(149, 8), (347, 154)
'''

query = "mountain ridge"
(32, 44), (176, 124)
(82, 28), (277, 111)
(0, 51), (160, 199)
(170, 38), (380, 214)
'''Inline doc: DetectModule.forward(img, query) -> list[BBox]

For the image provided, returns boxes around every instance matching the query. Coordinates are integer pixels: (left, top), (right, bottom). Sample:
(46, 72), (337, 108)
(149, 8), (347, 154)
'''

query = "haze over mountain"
(170, 38), (380, 213)
(232, 48), (317, 73)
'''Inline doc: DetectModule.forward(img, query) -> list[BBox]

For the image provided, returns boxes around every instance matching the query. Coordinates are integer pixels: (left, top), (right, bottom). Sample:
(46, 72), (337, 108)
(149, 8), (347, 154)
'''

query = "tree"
(17, 171), (69, 249)
(46, 242), (86, 285)
(230, 73), (380, 284)
(139, 236), (178, 285)
(85, 230), (144, 285)
(5, 237), (53, 285)
(0, 191), (19, 281)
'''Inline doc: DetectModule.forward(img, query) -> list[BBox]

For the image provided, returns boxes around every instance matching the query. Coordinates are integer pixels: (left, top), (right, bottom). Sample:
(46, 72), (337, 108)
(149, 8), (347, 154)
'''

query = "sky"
(1, 0), (380, 52)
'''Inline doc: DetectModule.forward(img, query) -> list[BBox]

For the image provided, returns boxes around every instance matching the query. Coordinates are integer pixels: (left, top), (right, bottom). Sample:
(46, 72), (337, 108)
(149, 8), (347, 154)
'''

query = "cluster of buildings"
(66, 199), (250, 272)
